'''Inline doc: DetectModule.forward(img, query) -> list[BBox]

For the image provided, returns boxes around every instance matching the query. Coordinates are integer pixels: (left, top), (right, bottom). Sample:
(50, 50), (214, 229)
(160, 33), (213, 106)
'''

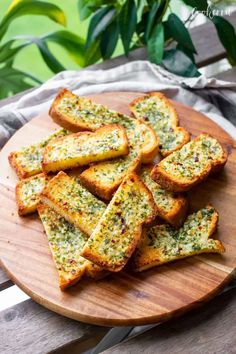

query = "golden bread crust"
(151, 133), (228, 192)
(81, 172), (157, 272)
(129, 92), (190, 157)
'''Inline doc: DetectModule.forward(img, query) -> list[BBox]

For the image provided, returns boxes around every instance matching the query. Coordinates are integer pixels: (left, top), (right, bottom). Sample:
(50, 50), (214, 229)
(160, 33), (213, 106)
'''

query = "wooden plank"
(0, 268), (12, 291)
(190, 13), (236, 67)
(0, 299), (108, 354)
(103, 287), (236, 354)
(215, 67), (236, 81)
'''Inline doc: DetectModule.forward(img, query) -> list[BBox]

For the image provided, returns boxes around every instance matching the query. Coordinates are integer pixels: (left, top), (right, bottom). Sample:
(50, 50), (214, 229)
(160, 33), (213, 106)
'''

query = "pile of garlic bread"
(9, 89), (227, 290)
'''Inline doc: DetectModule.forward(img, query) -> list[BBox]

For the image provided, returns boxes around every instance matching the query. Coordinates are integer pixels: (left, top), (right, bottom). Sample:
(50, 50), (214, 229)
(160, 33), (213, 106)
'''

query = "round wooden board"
(0, 92), (236, 327)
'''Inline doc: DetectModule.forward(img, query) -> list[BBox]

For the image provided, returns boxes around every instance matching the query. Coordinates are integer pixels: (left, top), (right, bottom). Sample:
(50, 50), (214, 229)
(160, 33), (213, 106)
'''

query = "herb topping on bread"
(42, 124), (129, 173)
(9, 128), (68, 179)
(140, 167), (188, 227)
(151, 133), (228, 192)
(129, 92), (190, 156)
(132, 206), (225, 272)
(81, 173), (157, 272)
(40, 171), (106, 236)
(16, 173), (47, 215)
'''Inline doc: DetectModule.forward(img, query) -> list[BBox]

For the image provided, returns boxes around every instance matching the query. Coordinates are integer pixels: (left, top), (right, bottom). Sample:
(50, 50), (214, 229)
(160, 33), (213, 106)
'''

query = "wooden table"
(1, 14), (236, 354)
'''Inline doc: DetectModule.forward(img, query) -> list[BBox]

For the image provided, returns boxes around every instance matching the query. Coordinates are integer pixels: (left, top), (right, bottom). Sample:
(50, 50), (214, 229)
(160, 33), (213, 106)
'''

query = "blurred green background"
(1, 0), (235, 95)
(0, 0), (183, 82)
(1, 0), (89, 81)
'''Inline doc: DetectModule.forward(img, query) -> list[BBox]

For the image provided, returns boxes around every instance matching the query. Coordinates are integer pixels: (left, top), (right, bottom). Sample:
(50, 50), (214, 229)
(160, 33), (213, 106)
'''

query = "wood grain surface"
(103, 287), (236, 354)
(0, 92), (236, 327)
(0, 299), (107, 354)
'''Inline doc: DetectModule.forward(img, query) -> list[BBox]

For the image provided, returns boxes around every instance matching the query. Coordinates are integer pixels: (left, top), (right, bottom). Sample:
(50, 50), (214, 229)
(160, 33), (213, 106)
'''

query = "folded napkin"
(0, 60), (236, 149)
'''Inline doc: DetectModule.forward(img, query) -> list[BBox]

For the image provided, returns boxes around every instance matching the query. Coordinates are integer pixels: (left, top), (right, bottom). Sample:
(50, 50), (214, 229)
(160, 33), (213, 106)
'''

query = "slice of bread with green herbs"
(9, 128), (68, 179)
(49, 88), (158, 163)
(140, 166), (188, 227)
(129, 92), (190, 156)
(151, 133), (228, 192)
(81, 172), (157, 272)
(38, 204), (105, 290)
(16, 173), (47, 215)
(132, 205), (225, 272)
(40, 171), (106, 236)
(42, 124), (129, 173)
(79, 148), (141, 200)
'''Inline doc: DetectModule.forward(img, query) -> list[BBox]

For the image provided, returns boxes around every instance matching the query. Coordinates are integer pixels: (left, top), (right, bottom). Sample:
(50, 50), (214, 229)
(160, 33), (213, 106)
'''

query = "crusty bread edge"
(79, 156), (142, 201)
(133, 207), (225, 272)
(129, 92), (190, 157)
(151, 133), (228, 192)
(81, 172), (158, 271)
(49, 88), (94, 132)
(16, 173), (46, 216)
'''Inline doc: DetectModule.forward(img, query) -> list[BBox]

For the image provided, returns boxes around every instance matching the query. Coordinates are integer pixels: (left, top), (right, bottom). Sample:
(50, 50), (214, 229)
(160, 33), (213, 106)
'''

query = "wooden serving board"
(0, 92), (236, 327)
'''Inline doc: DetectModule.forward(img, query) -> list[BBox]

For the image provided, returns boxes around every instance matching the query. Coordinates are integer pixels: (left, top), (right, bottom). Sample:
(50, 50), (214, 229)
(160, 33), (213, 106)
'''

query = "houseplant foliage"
(0, 0), (236, 98)
(82, 0), (236, 76)
(0, 0), (86, 98)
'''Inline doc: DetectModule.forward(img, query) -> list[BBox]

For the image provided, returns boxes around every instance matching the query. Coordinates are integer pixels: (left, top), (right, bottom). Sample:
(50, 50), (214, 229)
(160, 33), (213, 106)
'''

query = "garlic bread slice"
(9, 128), (68, 179)
(81, 173), (157, 272)
(38, 204), (88, 290)
(80, 148), (141, 200)
(132, 206), (225, 272)
(130, 92), (190, 156)
(151, 133), (228, 192)
(16, 173), (47, 215)
(40, 171), (106, 236)
(42, 124), (129, 173)
(140, 166), (188, 227)
(49, 88), (158, 162)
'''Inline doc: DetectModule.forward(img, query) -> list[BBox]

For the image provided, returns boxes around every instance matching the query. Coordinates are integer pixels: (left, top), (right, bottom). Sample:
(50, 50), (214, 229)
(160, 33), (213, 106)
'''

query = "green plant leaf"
(0, 0), (66, 40)
(77, 0), (92, 21)
(13, 35), (65, 73)
(85, 39), (101, 66)
(165, 14), (197, 53)
(86, 6), (116, 48)
(0, 40), (27, 63)
(43, 30), (86, 67)
(181, 0), (208, 11)
(147, 23), (164, 64)
(100, 19), (119, 59)
(119, 0), (137, 55)
(0, 65), (41, 98)
(144, 2), (162, 42)
(162, 48), (200, 77)
(211, 16), (236, 65)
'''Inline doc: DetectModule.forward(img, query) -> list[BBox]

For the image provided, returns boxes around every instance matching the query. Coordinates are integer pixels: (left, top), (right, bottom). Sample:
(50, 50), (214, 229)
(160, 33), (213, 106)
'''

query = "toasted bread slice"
(40, 171), (106, 236)
(38, 204), (106, 289)
(140, 166), (188, 227)
(49, 89), (158, 162)
(42, 124), (129, 173)
(8, 128), (68, 179)
(151, 133), (228, 192)
(81, 173), (157, 272)
(80, 149), (141, 200)
(16, 173), (47, 215)
(132, 206), (225, 272)
(38, 204), (88, 290)
(129, 92), (190, 156)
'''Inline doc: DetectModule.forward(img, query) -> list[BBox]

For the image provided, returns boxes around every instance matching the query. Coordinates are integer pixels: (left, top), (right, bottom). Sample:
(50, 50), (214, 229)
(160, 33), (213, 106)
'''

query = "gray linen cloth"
(1, 60), (236, 148)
